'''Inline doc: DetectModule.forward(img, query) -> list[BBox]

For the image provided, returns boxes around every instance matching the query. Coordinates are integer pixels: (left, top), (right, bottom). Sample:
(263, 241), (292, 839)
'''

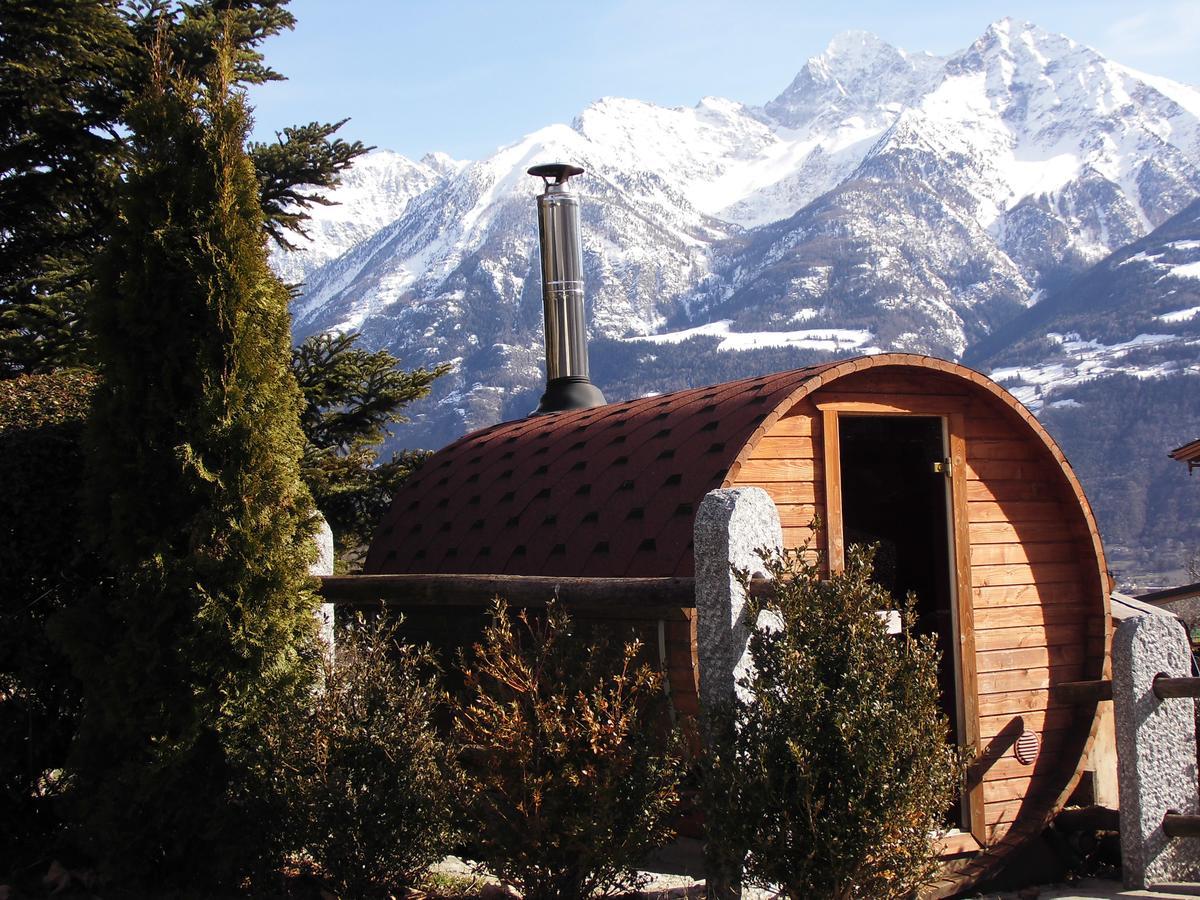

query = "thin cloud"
(1106, 1), (1200, 63)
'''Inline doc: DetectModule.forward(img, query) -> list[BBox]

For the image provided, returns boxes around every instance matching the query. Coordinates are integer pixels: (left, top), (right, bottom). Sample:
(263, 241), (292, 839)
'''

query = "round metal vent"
(1015, 730), (1040, 766)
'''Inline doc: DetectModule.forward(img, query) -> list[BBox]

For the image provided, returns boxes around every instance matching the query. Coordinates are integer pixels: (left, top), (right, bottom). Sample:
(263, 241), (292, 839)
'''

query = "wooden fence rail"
(317, 573), (696, 621)
(316, 572), (840, 621)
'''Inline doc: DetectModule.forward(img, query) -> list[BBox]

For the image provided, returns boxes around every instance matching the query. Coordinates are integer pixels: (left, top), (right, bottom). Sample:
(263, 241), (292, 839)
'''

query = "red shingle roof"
(364, 362), (840, 577)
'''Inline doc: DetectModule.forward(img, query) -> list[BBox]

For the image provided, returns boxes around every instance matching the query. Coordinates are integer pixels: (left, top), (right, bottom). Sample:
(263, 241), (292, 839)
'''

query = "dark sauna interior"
(839, 415), (958, 732)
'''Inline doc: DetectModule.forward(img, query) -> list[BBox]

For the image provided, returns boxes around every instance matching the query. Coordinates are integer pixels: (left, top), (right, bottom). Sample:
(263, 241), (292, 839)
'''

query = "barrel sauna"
(365, 353), (1111, 894)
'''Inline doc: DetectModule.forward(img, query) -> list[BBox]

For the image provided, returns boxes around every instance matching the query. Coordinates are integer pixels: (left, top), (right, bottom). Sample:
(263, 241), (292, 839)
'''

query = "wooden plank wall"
(730, 397), (827, 564)
(962, 394), (1102, 840)
(727, 368), (1106, 845)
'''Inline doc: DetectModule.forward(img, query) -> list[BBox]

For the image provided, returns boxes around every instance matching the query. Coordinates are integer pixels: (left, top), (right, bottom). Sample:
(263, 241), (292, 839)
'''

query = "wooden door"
(819, 402), (984, 844)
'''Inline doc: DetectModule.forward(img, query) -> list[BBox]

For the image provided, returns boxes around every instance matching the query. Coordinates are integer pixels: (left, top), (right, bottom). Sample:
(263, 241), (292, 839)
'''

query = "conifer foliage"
(62, 35), (318, 888)
(0, 0), (367, 376)
(0, 0), (132, 375)
(0, 372), (99, 876)
(292, 331), (450, 564)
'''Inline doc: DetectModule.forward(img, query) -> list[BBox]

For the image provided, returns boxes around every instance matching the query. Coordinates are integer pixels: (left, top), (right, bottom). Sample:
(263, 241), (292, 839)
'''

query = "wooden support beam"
(1053, 679), (1113, 703)
(1154, 676), (1200, 700)
(1163, 813), (1200, 839)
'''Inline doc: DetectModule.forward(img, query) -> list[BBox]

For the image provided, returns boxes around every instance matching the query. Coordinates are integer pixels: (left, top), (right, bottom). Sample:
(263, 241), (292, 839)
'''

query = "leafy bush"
(266, 614), (459, 898)
(455, 601), (684, 899)
(0, 371), (99, 877)
(707, 545), (965, 900)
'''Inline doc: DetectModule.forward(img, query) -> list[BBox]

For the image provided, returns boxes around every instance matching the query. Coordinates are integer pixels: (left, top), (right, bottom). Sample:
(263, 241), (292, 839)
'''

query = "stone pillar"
(694, 488), (784, 711)
(1113, 613), (1200, 888)
(694, 487), (783, 900)
(309, 513), (335, 649)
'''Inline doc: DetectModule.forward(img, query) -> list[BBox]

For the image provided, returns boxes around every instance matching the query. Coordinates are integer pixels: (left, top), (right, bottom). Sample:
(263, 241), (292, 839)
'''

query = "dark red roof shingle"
(364, 362), (839, 577)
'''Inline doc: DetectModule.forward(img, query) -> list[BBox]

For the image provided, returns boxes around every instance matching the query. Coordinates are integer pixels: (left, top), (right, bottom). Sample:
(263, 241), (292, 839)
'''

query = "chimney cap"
(528, 163), (584, 185)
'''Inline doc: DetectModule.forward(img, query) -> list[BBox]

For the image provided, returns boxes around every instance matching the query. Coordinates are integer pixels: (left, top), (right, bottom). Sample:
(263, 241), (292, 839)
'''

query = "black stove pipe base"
(531, 376), (607, 416)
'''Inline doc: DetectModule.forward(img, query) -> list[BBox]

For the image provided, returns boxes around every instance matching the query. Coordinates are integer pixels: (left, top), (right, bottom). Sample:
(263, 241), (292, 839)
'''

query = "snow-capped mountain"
(269, 149), (462, 286)
(288, 18), (1200, 451)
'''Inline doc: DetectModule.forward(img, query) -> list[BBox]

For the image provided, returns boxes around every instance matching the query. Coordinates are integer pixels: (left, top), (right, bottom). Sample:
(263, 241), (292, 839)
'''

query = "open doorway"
(838, 414), (964, 825)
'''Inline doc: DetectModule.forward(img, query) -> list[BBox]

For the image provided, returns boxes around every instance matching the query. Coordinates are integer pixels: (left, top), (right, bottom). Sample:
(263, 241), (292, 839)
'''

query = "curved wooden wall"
(723, 358), (1110, 863)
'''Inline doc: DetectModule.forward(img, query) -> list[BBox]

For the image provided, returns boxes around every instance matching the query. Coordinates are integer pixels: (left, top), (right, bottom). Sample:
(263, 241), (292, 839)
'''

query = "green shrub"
(266, 614), (459, 898)
(0, 371), (99, 877)
(707, 545), (965, 900)
(455, 601), (684, 900)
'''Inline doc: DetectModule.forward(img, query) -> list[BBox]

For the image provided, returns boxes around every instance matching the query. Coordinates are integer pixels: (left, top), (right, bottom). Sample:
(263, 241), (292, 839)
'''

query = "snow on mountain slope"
(269, 149), (462, 286)
(573, 32), (945, 229)
(293, 124), (728, 344)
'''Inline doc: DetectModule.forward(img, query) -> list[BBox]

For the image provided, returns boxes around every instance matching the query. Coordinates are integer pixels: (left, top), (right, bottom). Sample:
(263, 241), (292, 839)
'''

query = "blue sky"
(247, 0), (1200, 162)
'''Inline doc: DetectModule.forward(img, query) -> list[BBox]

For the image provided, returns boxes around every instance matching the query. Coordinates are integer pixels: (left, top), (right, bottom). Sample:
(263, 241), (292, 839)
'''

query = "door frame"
(816, 396), (985, 845)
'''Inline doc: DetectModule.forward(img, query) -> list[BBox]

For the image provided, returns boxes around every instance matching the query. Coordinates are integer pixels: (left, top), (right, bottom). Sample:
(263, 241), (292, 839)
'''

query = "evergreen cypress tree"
(62, 33), (318, 887)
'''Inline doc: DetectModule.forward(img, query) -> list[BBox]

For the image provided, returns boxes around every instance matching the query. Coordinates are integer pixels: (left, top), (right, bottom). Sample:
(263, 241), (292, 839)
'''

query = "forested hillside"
(1038, 374), (1199, 589)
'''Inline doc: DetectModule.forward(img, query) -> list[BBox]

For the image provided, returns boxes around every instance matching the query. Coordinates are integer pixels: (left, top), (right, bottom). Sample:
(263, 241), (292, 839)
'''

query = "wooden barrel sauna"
(364, 353), (1111, 893)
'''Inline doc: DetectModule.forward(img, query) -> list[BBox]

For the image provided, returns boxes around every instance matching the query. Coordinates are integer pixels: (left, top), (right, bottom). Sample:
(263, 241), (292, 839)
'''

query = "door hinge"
(932, 459), (951, 476)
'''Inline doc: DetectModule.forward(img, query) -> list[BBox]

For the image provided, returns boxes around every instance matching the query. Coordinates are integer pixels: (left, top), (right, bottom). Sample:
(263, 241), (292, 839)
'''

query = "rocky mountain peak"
(950, 17), (1090, 86)
(764, 30), (942, 128)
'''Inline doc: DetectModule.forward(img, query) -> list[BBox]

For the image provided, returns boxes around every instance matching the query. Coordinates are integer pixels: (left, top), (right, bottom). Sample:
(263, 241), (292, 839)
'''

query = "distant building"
(1170, 437), (1200, 475)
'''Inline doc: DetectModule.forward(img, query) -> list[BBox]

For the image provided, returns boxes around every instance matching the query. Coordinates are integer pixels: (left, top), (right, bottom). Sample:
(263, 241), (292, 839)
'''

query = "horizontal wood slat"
(747, 436), (817, 459)
(736, 482), (821, 504)
(972, 584), (1084, 610)
(969, 521), (1073, 545)
(968, 500), (1064, 523)
(969, 542), (1079, 566)
(977, 738), (1068, 782)
(780, 525), (821, 547)
(966, 460), (1038, 481)
(978, 665), (1084, 696)
(980, 708), (1080, 738)
(935, 832), (982, 856)
(986, 799), (1026, 825)
(964, 413), (1022, 437)
(734, 458), (821, 482)
(767, 414), (816, 436)
(977, 644), (1086, 674)
(984, 774), (1054, 804)
(776, 505), (823, 528)
(973, 624), (1087, 652)
(812, 391), (966, 413)
(977, 689), (1062, 718)
(967, 480), (1058, 504)
(971, 563), (1081, 588)
(971, 562), (1082, 588)
(964, 440), (1038, 461)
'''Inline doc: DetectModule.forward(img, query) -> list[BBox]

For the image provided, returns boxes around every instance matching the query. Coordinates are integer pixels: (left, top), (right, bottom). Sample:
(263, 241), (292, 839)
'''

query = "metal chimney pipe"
(527, 163), (605, 416)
